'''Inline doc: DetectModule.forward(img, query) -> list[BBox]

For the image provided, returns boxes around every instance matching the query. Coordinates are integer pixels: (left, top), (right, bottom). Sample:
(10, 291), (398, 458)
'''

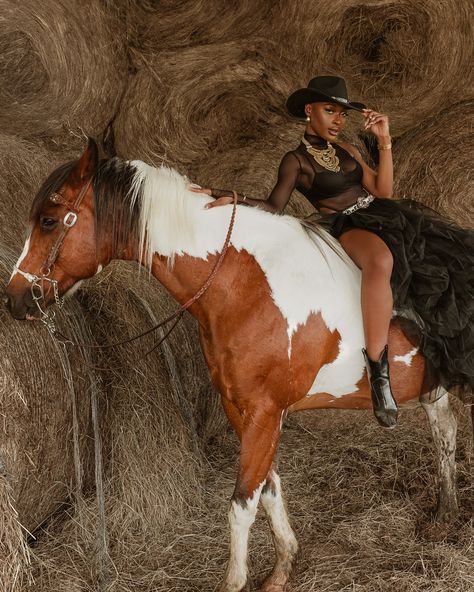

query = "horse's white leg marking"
(420, 389), (458, 522)
(222, 483), (264, 592)
(260, 470), (298, 589)
(9, 235), (31, 280)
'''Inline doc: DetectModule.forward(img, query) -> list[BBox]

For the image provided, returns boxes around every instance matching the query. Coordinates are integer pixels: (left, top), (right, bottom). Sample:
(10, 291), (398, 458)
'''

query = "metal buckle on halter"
(63, 212), (77, 227)
(342, 194), (374, 215)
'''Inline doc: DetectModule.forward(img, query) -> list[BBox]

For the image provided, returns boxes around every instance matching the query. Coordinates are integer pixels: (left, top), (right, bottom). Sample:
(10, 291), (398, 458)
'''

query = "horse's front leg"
(420, 388), (458, 522)
(259, 468), (298, 591)
(220, 401), (283, 592)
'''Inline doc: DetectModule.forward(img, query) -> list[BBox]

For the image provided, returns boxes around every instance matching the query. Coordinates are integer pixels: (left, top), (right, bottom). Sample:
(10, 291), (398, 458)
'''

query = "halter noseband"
(13, 177), (93, 332)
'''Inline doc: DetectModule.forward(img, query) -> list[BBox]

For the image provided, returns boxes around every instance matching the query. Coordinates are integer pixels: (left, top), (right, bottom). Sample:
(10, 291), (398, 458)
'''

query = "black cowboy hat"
(286, 76), (365, 118)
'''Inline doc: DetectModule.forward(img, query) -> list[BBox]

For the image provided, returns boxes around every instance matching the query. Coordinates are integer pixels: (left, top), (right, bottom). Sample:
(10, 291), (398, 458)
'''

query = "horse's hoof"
(259, 582), (286, 592)
(259, 572), (290, 592)
(435, 507), (459, 525)
(218, 578), (249, 592)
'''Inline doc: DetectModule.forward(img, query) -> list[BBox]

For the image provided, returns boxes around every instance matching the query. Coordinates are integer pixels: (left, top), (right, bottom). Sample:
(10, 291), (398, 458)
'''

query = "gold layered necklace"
(302, 136), (340, 173)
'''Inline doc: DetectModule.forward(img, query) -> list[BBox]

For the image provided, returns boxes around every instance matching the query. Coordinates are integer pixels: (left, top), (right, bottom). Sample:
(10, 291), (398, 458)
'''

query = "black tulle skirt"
(302, 198), (474, 396)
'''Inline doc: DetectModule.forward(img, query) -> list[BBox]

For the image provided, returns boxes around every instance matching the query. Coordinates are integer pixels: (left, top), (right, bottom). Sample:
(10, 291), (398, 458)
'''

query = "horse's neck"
(147, 251), (220, 324)
(122, 162), (233, 320)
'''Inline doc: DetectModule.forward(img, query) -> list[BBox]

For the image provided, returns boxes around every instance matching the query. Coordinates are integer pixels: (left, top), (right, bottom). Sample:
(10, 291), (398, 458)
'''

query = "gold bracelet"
(378, 143), (392, 150)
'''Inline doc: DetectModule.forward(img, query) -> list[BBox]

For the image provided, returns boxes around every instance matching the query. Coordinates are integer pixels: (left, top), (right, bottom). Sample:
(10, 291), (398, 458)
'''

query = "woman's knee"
(365, 249), (393, 276)
(339, 230), (393, 275)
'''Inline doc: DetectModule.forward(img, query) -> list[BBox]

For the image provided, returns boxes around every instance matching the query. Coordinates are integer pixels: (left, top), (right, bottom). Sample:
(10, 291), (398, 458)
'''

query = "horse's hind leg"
(420, 388), (458, 522)
(219, 400), (283, 592)
(259, 468), (298, 591)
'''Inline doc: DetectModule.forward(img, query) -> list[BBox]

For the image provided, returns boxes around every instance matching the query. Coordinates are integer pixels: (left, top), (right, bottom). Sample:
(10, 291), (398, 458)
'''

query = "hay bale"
(393, 101), (474, 226)
(0, 0), (128, 140)
(0, 471), (32, 591)
(114, 0), (473, 166)
(276, 0), (474, 136)
(121, 0), (275, 50)
(115, 38), (281, 167)
(0, 240), (102, 592)
(0, 245), (96, 533)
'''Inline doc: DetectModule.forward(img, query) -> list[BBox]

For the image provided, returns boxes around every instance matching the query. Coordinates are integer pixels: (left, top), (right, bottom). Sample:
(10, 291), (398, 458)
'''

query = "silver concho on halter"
(342, 194), (374, 215)
(63, 212), (77, 227)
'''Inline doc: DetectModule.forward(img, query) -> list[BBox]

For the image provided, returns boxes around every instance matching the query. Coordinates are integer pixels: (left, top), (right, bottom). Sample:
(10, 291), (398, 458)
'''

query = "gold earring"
(305, 114), (310, 122)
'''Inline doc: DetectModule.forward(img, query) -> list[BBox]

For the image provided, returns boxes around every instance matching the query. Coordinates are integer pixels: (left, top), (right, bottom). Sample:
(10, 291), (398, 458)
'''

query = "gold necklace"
(302, 136), (340, 173)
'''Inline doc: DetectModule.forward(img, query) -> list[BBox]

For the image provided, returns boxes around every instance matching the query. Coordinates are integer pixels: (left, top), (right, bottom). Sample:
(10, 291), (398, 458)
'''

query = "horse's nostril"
(2, 293), (11, 310)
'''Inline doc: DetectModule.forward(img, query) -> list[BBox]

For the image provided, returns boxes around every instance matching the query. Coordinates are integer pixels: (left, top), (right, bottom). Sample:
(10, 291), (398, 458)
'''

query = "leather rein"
(14, 182), (238, 352)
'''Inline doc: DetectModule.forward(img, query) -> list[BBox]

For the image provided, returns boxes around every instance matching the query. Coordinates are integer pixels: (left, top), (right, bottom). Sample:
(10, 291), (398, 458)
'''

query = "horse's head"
(4, 138), (104, 321)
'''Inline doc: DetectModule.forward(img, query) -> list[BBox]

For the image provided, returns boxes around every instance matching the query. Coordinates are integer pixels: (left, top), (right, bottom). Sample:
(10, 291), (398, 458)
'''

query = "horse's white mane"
(129, 161), (199, 267)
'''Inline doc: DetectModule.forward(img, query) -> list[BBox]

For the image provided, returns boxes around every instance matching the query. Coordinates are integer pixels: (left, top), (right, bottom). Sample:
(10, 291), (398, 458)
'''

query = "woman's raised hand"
(362, 109), (390, 138)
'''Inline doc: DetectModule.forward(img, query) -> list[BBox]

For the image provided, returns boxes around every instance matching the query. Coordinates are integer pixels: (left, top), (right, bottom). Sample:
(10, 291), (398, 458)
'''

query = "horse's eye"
(40, 217), (58, 230)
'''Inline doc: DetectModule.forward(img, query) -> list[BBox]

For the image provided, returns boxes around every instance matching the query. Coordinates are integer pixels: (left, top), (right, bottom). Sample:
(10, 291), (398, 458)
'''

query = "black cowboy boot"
(362, 345), (398, 428)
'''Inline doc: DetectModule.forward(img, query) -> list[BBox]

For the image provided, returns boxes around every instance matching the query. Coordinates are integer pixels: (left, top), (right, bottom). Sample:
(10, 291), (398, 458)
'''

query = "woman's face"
(305, 101), (350, 141)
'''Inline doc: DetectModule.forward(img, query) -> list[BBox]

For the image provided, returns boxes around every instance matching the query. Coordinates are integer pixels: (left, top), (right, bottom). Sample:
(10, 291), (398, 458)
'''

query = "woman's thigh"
(338, 228), (393, 273)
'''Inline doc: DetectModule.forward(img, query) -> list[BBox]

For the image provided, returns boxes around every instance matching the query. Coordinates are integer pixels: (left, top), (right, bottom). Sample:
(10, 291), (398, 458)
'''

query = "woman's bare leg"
(339, 227), (397, 427)
(339, 228), (393, 361)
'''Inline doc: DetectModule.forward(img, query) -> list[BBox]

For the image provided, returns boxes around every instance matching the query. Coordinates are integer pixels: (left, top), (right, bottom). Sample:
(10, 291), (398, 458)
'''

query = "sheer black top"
(212, 132), (368, 213)
(264, 132), (367, 213)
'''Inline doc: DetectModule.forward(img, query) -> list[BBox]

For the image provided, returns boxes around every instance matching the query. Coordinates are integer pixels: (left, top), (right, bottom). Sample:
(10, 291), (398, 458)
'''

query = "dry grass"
(18, 399), (474, 592)
(0, 474), (32, 592)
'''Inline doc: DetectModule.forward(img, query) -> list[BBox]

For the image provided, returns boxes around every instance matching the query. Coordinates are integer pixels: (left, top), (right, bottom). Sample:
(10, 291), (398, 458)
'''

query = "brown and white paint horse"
(5, 140), (459, 592)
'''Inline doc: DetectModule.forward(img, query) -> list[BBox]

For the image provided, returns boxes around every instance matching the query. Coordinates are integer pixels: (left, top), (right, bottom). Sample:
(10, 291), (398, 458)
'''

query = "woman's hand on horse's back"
(187, 184), (233, 209)
(188, 184), (212, 196)
(205, 196), (234, 209)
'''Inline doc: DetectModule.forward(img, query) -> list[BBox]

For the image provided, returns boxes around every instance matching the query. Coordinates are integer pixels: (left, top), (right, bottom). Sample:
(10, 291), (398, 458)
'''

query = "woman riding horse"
(191, 75), (474, 429)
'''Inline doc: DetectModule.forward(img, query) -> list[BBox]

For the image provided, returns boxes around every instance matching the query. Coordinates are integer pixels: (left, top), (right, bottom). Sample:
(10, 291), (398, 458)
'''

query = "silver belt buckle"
(342, 194), (374, 215)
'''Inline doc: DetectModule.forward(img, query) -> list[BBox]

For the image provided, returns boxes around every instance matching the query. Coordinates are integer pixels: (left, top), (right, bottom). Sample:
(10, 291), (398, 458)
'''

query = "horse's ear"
(102, 122), (117, 158)
(74, 137), (99, 180)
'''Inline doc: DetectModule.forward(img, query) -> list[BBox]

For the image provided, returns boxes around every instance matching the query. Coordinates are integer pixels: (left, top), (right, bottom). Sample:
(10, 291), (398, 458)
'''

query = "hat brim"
(286, 88), (366, 118)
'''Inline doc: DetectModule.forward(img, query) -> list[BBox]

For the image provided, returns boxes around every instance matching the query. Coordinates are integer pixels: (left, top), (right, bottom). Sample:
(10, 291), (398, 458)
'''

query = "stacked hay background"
(0, 0), (472, 591)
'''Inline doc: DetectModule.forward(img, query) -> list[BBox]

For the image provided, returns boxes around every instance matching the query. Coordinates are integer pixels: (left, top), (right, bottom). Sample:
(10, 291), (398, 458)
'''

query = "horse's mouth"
(4, 290), (46, 321)
(26, 313), (41, 321)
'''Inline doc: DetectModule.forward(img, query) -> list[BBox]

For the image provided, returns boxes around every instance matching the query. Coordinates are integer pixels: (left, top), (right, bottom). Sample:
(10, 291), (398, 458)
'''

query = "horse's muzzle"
(3, 288), (41, 320)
